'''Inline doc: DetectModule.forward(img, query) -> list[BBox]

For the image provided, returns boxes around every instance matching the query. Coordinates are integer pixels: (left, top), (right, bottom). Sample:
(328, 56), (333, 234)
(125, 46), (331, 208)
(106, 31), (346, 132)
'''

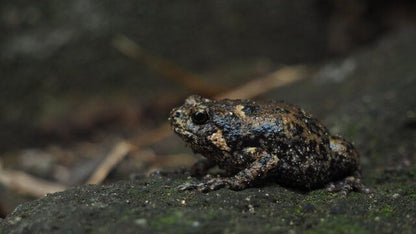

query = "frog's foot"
(326, 176), (372, 197)
(178, 177), (243, 192)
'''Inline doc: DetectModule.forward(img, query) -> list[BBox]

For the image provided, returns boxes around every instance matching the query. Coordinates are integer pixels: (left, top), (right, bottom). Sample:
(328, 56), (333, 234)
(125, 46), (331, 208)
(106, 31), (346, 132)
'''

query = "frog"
(169, 95), (371, 196)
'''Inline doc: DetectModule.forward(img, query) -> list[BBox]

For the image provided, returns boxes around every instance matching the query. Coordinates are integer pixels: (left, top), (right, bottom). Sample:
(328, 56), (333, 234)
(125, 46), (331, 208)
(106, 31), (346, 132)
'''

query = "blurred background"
(1, 0), (415, 217)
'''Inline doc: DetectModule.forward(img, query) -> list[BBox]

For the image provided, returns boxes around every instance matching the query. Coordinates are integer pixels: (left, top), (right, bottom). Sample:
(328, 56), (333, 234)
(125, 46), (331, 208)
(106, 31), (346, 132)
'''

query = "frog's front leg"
(178, 148), (279, 192)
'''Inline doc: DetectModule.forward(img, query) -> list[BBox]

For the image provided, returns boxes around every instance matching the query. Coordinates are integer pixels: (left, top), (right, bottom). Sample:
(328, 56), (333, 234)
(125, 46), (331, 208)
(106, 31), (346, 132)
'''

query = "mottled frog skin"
(169, 95), (371, 195)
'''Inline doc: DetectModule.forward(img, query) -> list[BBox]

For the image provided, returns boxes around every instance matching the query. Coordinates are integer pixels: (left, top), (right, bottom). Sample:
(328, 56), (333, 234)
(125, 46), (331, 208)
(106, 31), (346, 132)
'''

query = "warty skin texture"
(169, 95), (371, 195)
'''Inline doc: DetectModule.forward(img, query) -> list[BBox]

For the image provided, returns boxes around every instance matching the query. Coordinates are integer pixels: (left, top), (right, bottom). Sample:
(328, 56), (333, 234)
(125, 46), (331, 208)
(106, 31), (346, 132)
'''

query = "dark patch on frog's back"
(273, 102), (328, 136)
(242, 104), (259, 116)
(291, 123), (305, 136)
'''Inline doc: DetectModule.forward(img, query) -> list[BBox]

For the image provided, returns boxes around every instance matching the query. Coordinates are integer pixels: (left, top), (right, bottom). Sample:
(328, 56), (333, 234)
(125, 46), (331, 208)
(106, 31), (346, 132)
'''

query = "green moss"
(150, 211), (190, 228)
(207, 209), (218, 217)
(157, 213), (182, 225)
(379, 206), (393, 217)
(368, 205), (394, 218)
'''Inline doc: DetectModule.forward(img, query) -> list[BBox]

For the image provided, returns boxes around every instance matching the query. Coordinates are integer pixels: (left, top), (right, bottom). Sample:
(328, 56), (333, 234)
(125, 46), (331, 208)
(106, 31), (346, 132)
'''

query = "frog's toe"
(178, 182), (199, 191)
(352, 180), (372, 194)
(197, 179), (227, 192)
(178, 179), (227, 192)
(326, 176), (372, 196)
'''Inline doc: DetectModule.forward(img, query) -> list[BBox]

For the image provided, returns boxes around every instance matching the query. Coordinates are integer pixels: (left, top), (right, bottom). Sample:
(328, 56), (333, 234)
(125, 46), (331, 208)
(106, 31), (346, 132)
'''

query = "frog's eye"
(191, 108), (209, 125)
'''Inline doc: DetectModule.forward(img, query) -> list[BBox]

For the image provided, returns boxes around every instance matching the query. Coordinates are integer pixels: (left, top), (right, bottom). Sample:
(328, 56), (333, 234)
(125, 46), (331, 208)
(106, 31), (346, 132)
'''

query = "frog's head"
(169, 95), (229, 154)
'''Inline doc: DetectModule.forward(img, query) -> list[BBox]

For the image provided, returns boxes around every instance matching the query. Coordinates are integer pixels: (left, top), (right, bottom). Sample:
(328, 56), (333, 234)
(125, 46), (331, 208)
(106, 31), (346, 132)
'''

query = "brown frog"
(169, 95), (371, 195)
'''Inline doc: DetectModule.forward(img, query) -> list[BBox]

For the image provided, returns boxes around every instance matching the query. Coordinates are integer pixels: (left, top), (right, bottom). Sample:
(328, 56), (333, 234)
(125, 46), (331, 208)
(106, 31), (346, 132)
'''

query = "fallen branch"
(86, 123), (172, 185)
(216, 65), (309, 99)
(85, 141), (133, 185)
(113, 35), (224, 96)
(0, 169), (67, 198)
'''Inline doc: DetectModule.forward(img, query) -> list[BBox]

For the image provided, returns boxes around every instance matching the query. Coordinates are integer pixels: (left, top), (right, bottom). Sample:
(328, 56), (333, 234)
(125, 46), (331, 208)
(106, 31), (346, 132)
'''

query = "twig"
(85, 123), (172, 185)
(86, 141), (133, 184)
(215, 65), (309, 99)
(113, 35), (224, 96)
(0, 169), (67, 197)
(129, 123), (171, 147)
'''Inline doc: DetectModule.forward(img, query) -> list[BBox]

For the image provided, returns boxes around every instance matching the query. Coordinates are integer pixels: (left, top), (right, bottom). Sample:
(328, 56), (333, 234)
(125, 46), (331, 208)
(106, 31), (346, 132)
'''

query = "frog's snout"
(169, 108), (188, 125)
(169, 108), (179, 120)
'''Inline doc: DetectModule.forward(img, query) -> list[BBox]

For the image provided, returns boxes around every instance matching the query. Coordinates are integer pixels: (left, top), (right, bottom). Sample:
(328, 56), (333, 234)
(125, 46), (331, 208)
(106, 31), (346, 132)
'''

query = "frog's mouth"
(170, 107), (193, 137)
(172, 127), (194, 141)
(169, 119), (197, 144)
(170, 123), (218, 156)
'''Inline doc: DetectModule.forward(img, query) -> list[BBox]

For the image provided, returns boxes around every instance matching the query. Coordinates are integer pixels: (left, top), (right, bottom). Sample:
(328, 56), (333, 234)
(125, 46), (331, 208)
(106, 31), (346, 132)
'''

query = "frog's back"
(209, 99), (331, 151)
(243, 100), (331, 146)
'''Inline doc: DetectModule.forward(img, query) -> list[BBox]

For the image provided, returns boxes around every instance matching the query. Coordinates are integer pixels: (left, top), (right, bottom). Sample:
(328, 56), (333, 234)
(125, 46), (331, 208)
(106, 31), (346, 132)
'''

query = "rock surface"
(1, 27), (416, 234)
